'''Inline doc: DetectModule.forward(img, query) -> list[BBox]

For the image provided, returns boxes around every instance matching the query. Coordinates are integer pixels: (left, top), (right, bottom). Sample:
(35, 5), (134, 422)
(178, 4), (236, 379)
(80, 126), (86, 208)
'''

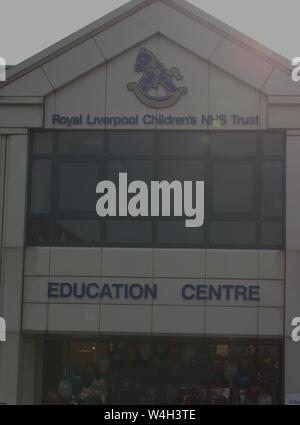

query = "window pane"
(59, 163), (99, 212)
(55, 220), (101, 244)
(108, 160), (153, 184)
(58, 133), (103, 155)
(262, 133), (284, 156)
(159, 161), (204, 182)
(28, 219), (49, 243)
(157, 221), (204, 245)
(209, 222), (256, 246)
(31, 160), (51, 213)
(261, 222), (283, 247)
(106, 221), (152, 244)
(109, 133), (154, 156)
(33, 132), (53, 155)
(160, 133), (206, 156)
(213, 163), (254, 214)
(261, 162), (283, 217)
(211, 133), (257, 156)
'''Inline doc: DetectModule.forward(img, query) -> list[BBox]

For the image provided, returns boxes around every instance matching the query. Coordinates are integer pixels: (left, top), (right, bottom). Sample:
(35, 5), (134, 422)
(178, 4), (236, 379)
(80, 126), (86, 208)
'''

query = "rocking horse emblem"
(127, 48), (188, 108)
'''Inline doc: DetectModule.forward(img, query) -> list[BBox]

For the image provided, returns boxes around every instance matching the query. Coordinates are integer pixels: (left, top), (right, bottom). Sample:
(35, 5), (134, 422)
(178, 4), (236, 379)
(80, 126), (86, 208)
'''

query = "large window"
(28, 131), (285, 248)
(43, 337), (283, 405)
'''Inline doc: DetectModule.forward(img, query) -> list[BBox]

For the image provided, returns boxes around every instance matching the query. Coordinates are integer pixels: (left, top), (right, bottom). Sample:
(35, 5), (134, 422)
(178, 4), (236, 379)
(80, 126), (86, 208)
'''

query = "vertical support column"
(285, 132), (300, 405)
(0, 131), (28, 405)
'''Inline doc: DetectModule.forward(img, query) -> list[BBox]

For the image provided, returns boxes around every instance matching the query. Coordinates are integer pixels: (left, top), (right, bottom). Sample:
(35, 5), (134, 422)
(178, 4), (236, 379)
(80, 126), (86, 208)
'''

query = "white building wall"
(285, 132), (300, 403)
(22, 247), (285, 338)
(0, 0), (297, 404)
(0, 133), (28, 405)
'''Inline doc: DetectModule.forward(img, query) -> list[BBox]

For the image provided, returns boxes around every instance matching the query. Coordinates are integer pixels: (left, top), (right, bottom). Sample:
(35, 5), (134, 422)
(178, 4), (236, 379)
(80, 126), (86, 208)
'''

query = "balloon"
(70, 369), (83, 386)
(96, 357), (111, 375)
(182, 345), (197, 364)
(224, 364), (239, 382)
(58, 379), (73, 400)
(70, 371), (83, 396)
(139, 342), (154, 362)
(257, 393), (272, 405)
(46, 391), (65, 405)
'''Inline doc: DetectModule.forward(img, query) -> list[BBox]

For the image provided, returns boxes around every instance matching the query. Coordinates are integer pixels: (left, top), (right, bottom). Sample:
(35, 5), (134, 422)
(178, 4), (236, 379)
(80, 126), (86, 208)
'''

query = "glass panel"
(58, 133), (103, 155)
(159, 161), (204, 182)
(33, 132), (53, 155)
(261, 162), (283, 217)
(43, 339), (282, 405)
(157, 221), (204, 245)
(106, 221), (152, 244)
(211, 133), (257, 156)
(160, 132), (206, 156)
(55, 220), (101, 244)
(109, 133), (154, 156)
(59, 163), (99, 212)
(213, 163), (254, 214)
(261, 222), (283, 247)
(209, 222), (256, 246)
(262, 133), (284, 156)
(108, 160), (153, 184)
(30, 160), (51, 213)
(28, 219), (49, 243)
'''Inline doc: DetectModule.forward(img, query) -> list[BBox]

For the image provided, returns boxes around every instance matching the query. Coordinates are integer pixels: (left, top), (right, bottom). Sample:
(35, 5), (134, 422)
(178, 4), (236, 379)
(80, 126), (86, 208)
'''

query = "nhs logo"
(0, 317), (6, 342)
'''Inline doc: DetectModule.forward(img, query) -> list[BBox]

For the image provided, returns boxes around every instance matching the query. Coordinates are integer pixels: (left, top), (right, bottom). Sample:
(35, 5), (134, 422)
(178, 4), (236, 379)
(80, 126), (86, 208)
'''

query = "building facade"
(0, 0), (299, 405)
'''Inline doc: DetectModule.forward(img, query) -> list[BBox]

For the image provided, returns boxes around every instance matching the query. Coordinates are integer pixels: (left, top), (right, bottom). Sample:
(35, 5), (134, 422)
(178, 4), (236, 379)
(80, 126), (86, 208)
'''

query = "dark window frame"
(27, 130), (286, 249)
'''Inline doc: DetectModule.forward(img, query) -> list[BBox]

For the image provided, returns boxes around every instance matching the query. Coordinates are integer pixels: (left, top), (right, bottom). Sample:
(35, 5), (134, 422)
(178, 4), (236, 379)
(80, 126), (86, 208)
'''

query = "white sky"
(0, 0), (297, 64)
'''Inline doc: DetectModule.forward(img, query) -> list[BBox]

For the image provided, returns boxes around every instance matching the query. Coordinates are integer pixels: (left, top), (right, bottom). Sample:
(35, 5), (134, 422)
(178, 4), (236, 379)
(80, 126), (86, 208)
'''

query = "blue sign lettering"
(48, 282), (260, 302)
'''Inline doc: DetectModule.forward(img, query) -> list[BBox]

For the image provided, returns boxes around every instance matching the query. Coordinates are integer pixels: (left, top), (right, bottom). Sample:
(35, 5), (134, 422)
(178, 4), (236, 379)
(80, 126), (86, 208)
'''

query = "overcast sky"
(0, 0), (297, 64)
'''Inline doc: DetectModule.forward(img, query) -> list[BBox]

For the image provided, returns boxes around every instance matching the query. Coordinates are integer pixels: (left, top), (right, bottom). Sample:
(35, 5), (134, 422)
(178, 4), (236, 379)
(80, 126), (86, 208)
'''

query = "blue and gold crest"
(127, 48), (188, 108)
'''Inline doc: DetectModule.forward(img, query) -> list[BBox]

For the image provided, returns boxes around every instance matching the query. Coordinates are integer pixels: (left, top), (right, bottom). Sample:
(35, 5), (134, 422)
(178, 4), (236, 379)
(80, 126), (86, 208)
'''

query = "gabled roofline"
(1, 0), (292, 90)
(3, 0), (155, 83)
(0, 0), (292, 96)
(168, 0), (290, 70)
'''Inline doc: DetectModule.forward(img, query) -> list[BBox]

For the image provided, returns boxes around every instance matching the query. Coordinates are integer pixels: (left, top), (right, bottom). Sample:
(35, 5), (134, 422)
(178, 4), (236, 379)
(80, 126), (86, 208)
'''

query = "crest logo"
(127, 48), (188, 108)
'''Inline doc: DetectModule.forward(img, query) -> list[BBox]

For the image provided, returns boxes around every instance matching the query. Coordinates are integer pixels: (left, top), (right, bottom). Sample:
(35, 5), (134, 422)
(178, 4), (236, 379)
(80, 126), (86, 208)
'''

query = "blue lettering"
(197, 285), (208, 301)
(52, 115), (60, 125)
(100, 284), (113, 299)
(182, 285), (195, 301)
(144, 284), (157, 300)
(60, 283), (73, 298)
(208, 285), (222, 301)
(235, 285), (247, 301)
(73, 283), (85, 299)
(222, 285), (234, 300)
(48, 282), (59, 298)
(249, 285), (260, 302)
(86, 283), (99, 299)
(129, 284), (143, 300)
